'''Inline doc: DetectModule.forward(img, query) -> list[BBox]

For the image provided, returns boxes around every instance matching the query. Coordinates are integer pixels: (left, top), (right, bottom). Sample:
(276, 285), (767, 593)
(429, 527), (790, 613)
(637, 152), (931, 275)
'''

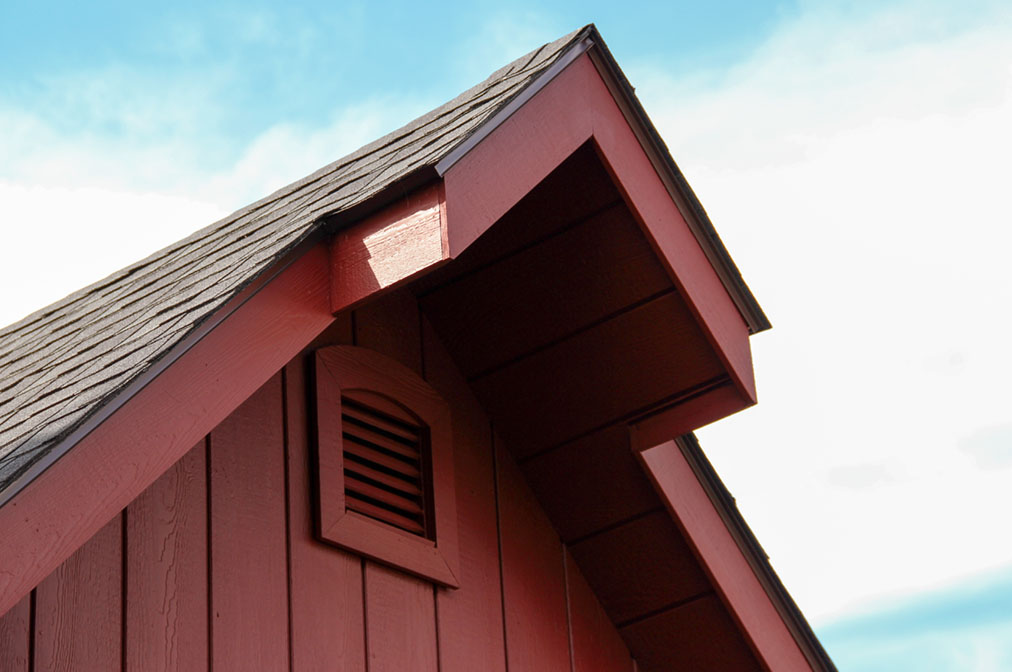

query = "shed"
(0, 26), (836, 672)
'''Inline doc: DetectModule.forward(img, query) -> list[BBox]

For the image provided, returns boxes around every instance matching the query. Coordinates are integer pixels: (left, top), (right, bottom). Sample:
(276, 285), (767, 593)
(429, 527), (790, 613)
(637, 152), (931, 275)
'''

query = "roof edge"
(434, 24), (770, 334)
(675, 433), (837, 671)
(0, 231), (327, 511)
(583, 28), (771, 334)
(434, 27), (595, 175)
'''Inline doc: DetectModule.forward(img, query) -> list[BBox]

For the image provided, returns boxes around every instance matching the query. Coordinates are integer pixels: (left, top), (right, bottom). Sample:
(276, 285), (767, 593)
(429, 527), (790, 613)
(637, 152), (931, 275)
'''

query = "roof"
(0, 25), (766, 505)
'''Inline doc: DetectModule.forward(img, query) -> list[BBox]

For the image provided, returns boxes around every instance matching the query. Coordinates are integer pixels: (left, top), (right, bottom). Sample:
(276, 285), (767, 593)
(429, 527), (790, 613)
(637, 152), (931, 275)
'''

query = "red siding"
(125, 440), (208, 672)
(0, 288), (634, 672)
(284, 357), (366, 672)
(0, 593), (30, 671)
(209, 375), (290, 672)
(35, 514), (122, 672)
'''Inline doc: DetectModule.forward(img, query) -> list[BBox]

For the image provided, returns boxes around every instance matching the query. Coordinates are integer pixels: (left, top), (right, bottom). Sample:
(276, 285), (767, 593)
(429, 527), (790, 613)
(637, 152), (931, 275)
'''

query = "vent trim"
(313, 345), (460, 588)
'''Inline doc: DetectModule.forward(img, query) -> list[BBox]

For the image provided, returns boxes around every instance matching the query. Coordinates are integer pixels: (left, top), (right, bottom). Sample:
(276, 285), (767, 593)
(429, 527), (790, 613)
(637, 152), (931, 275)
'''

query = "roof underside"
(0, 24), (768, 504)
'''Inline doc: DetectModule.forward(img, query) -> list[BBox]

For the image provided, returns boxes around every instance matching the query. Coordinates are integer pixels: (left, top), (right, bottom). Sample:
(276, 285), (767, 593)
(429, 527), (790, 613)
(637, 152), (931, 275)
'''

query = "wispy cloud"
(818, 566), (1012, 670)
(628, 0), (1012, 622)
(0, 65), (431, 328)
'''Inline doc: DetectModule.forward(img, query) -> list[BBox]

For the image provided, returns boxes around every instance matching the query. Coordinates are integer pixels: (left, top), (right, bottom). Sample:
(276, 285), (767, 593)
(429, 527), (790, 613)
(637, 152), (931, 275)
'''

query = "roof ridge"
(0, 26), (590, 496)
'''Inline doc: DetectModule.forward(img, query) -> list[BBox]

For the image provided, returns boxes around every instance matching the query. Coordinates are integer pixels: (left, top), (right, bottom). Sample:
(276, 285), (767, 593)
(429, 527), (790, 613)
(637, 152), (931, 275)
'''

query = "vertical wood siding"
(125, 440), (208, 672)
(0, 288), (634, 672)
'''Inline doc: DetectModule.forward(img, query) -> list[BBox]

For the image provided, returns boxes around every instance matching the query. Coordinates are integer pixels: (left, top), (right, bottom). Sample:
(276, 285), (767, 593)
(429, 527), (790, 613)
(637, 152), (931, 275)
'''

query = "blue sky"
(2, 1), (1011, 669)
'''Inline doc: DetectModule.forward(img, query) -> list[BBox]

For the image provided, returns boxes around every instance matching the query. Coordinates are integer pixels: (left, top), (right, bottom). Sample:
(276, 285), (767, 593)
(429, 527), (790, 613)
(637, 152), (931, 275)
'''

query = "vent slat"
(341, 394), (431, 538)
(343, 435), (421, 479)
(345, 463), (422, 498)
(342, 399), (420, 442)
(345, 474), (422, 513)
(345, 494), (426, 535)
(342, 413), (421, 461)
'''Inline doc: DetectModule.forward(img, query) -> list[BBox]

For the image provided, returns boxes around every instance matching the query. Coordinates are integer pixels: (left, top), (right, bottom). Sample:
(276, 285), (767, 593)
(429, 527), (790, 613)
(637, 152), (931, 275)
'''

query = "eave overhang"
(0, 27), (827, 672)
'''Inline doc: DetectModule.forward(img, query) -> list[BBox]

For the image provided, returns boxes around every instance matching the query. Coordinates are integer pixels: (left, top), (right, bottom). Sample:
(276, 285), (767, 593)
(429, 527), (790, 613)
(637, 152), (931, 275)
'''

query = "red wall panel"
(34, 514), (122, 672)
(125, 440), (208, 672)
(208, 375), (290, 672)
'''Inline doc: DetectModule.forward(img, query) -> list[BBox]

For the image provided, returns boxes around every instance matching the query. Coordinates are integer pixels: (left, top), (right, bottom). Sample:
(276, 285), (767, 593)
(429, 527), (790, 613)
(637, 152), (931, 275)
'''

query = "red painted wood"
(520, 424), (657, 543)
(630, 383), (749, 450)
(442, 52), (756, 402)
(472, 292), (723, 457)
(209, 375), (290, 671)
(442, 56), (594, 259)
(125, 440), (208, 672)
(284, 359), (367, 672)
(0, 592), (30, 672)
(315, 344), (460, 587)
(364, 563), (439, 672)
(331, 182), (449, 313)
(423, 318), (507, 672)
(565, 549), (633, 672)
(354, 292), (442, 669)
(496, 436), (572, 672)
(354, 289), (424, 374)
(619, 593), (761, 672)
(421, 142), (621, 288)
(0, 244), (333, 617)
(421, 200), (671, 379)
(568, 511), (711, 625)
(638, 441), (811, 671)
(34, 513), (122, 672)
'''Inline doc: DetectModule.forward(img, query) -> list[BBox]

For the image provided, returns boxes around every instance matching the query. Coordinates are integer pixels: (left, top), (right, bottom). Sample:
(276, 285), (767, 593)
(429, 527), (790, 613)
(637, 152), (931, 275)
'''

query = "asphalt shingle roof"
(0, 27), (587, 496)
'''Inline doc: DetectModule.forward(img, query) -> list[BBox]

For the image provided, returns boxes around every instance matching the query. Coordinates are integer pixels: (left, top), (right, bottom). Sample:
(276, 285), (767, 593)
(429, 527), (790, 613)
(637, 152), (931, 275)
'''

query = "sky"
(1, 0), (1010, 668)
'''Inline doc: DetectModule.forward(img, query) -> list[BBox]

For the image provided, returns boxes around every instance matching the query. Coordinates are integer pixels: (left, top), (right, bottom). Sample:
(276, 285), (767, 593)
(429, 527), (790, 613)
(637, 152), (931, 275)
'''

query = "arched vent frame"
(314, 345), (460, 588)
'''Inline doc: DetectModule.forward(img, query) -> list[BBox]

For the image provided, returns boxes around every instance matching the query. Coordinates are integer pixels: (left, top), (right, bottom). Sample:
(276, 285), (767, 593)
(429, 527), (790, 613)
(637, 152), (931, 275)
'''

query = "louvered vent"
(341, 392), (433, 538)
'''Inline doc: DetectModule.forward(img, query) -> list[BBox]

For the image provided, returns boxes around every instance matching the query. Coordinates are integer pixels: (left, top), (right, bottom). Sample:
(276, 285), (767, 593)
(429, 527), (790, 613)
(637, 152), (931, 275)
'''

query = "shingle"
(0, 27), (589, 492)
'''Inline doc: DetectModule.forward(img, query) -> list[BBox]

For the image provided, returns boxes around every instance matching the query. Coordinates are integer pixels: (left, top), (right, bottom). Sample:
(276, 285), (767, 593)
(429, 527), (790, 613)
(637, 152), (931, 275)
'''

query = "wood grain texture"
(34, 513), (122, 672)
(639, 441), (812, 671)
(421, 201), (671, 379)
(284, 358), (367, 672)
(364, 563), (439, 672)
(0, 244), (332, 618)
(472, 292), (723, 458)
(125, 440), (207, 672)
(521, 424), (658, 543)
(565, 550), (633, 672)
(619, 594), (761, 672)
(0, 592), (30, 672)
(209, 375), (290, 672)
(568, 511), (711, 625)
(331, 182), (448, 313)
(496, 437), (572, 672)
(423, 318), (507, 672)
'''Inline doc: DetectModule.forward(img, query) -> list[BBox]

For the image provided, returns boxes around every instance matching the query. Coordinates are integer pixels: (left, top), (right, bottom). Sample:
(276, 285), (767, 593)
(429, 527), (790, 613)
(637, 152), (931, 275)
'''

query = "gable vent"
(341, 392), (432, 538)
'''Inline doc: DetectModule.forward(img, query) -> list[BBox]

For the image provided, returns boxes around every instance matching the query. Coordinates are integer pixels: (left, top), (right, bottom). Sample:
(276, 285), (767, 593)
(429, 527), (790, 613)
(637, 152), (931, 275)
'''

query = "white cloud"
(630, 2), (1012, 621)
(0, 88), (429, 330)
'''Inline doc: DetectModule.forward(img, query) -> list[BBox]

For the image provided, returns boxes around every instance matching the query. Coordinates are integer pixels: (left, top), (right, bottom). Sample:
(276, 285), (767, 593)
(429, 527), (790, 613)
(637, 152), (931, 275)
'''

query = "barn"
(0, 26), (836, 671)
